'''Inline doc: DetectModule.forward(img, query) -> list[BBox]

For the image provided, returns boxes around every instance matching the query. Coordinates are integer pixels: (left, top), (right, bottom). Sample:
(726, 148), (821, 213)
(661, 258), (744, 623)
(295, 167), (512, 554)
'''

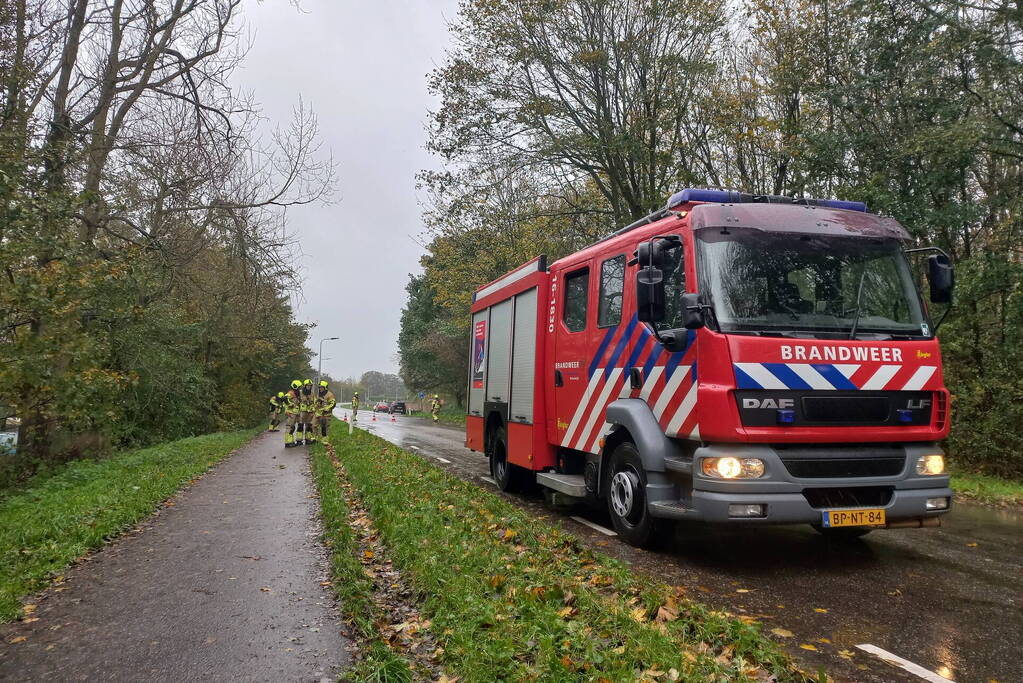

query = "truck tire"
(605, 442), (670, 548)
(489, 424), (527, 493)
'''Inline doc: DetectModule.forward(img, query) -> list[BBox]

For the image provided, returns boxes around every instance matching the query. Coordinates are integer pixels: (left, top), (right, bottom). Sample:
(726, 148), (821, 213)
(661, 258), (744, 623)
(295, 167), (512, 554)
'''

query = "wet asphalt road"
(0, 432), (350, 682)
(349, 409), (1021, 683)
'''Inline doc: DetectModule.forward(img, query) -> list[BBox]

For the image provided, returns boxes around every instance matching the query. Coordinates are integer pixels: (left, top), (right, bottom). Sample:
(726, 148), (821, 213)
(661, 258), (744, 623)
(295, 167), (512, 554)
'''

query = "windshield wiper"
(848, 266), (868, 339)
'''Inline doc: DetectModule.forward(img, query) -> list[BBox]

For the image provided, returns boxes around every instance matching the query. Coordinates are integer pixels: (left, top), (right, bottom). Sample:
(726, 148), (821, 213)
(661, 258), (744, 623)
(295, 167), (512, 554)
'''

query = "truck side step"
(663, 454), (692, 475)
(649, 500), (699, 520)
(536, 472), (587, 498)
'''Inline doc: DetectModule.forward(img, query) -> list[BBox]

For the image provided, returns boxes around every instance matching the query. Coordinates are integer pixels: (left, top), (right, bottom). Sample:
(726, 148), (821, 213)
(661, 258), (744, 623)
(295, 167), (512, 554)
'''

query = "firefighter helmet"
(303, 379), (312, 386)
(319, 380), (329, 388)
(277, 391), (285, 398)
(290, 380), (302, 389)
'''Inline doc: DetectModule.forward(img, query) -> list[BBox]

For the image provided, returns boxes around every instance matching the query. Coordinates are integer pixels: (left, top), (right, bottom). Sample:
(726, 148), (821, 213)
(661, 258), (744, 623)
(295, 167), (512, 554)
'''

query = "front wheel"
(606, 442), (671, 548)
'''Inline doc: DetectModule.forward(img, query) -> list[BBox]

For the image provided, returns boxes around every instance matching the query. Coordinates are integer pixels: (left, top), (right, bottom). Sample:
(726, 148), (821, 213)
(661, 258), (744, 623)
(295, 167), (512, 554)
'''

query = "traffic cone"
(371, 413), (376, 422)
(342, 415), (348, 422)
(390, 413), (396, 422)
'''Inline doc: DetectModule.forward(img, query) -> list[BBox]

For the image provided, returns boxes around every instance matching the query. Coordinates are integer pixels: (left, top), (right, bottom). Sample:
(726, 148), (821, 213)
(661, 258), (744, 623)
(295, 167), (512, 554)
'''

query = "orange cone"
(371, 413), (377, 422)
(390, 413), (396, 422)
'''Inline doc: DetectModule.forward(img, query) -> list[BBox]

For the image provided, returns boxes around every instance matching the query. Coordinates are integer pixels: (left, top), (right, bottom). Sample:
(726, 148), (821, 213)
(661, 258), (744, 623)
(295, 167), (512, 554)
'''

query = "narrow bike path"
(0, 432), (350, 682)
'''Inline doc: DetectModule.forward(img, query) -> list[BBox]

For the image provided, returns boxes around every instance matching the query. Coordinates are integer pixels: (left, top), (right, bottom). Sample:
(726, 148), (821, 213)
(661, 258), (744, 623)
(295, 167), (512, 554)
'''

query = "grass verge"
(309, 438), (415, 682)
(0, 429), (256, 622)
(329, 424), (814, 682)
(951, 470), (1023, 507)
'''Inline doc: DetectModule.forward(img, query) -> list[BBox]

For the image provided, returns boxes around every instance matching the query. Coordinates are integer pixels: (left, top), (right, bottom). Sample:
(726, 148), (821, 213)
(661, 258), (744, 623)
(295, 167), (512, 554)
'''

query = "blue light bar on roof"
(665, 188), (867, 213)
(816, 199), (868, 212)
(665, 189), (736, 208)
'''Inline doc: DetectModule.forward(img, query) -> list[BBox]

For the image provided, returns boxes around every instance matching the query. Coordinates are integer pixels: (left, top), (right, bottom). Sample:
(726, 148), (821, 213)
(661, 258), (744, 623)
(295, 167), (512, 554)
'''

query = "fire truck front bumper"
(647, 442), (953, 526)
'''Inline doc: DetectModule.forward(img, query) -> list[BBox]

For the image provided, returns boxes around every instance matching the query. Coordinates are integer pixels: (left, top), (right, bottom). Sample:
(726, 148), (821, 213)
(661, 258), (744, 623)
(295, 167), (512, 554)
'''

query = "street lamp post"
(316, 337), (340, 390)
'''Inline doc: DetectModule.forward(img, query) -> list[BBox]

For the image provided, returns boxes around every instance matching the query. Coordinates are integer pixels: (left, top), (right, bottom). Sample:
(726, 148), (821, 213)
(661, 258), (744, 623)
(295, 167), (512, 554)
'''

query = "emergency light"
(664, 188), (867, 213)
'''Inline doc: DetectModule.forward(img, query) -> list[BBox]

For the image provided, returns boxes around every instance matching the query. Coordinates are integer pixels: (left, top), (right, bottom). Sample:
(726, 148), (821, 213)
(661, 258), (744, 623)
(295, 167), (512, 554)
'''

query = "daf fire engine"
(465, 189), (955, 547)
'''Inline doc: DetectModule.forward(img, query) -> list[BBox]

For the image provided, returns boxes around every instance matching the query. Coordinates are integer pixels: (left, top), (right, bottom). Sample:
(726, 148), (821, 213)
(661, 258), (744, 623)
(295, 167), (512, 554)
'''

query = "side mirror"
(637, 264), (665, 322)
(681, 292), (705, 330)
(637, 241), (663, 268)
(927, 254), (954, 304)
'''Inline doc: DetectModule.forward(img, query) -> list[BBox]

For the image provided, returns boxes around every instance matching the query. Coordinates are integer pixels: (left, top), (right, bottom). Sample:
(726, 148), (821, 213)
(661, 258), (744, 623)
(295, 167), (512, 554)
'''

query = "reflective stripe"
(860, 365), (901, 390)
(734, 363), (788, 390)
(901, 366), (937, 391)
(789, 364), (837, 390)
(665, 382), (699, 436)
(639, 366), (664, 402)
(561, 369), (603, 447)
(573, 368), (623, 451)
(652, 365), (689, 420)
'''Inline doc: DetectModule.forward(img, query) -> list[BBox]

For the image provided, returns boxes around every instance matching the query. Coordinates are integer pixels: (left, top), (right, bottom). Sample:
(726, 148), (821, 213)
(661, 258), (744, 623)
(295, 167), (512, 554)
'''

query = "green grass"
(951, 470), (1023, 506)
(0, 429), (256, 622)
(309, 437), (414, 682)
(329, 425), (811, 682)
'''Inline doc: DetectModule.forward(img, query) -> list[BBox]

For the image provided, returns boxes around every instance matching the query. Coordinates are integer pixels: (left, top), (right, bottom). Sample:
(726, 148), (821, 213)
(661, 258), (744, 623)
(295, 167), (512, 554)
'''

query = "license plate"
(822, 508), (886, 528)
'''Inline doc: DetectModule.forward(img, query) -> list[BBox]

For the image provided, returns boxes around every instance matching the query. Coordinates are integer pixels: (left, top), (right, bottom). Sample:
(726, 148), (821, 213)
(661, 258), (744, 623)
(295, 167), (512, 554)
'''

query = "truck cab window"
(598, 255), (625, 327)
(563, 267), (589, 332)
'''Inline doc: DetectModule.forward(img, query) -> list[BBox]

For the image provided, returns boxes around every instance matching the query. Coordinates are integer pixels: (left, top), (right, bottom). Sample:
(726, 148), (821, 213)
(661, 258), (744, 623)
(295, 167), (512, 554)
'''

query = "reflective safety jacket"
(316, 390), (337, 416)
(298, 388), (316, 412)
(270, 395), (281, 410)
(284, 389), (301, 414)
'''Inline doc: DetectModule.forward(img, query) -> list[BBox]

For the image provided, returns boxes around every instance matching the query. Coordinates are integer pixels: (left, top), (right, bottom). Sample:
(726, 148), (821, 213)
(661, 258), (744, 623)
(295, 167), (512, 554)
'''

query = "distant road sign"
(418, 391), (425, 399)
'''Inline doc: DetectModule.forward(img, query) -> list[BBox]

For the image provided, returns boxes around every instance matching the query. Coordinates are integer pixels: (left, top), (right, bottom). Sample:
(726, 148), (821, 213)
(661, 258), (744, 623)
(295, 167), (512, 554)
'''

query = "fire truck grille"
(782, 457), (905, 478)
(802, 396), (889, 422)
(802, 486), (894, 509)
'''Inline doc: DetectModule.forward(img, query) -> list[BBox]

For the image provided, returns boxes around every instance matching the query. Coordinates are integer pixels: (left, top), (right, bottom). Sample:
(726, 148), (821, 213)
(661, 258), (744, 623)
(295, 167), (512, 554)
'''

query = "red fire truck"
(466, 189), (954, 547)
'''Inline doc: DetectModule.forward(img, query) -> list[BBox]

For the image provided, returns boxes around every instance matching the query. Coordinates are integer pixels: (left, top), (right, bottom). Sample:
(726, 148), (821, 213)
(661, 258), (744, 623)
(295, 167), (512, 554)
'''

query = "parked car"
(389, 401), (406, 415)
(373, 402), (390, 413)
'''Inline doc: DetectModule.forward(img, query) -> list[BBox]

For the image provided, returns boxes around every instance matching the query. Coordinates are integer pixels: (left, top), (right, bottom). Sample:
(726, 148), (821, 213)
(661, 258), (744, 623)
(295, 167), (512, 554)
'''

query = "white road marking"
(435, 457), (451, 464)
(570, 516), (617, 537)
(409, 446), (420, 450)
(481, 476), (496, 485)
(855, 644), (955, 683)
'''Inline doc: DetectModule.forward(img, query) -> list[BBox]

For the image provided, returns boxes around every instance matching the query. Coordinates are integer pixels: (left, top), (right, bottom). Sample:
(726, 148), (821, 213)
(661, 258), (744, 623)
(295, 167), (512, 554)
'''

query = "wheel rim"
(610, 469), (641, 522)
(493, 440), (507, 481)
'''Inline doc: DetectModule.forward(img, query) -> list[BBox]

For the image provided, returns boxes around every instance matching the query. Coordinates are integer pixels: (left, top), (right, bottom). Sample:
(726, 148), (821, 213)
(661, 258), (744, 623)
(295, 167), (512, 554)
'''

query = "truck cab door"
(551, 254), (634, 454)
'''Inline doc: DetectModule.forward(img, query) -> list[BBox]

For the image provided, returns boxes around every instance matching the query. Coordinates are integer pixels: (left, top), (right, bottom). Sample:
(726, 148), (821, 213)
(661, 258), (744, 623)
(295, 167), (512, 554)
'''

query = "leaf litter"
(325, 442), (453, 681)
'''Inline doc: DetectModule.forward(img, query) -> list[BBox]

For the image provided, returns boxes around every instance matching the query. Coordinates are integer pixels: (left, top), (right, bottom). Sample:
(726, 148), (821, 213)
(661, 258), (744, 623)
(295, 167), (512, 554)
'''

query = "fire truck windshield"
(696, 228), (930, 338)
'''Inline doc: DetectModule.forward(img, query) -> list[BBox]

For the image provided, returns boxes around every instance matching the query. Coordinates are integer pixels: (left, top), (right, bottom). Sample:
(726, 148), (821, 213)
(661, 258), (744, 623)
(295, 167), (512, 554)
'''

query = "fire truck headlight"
(702, 457), (765, 479)
(916, 454), (945, 475)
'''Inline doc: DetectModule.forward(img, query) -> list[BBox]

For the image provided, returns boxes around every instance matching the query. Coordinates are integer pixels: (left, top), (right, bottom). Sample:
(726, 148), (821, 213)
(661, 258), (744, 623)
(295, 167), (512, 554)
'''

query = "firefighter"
(268, 391), (285, 432)
(351, 391), (360, 422)
(315, 380), (336, 438)
(430, 394), (442, 423)
(283, 379), (302, 447)
(299, 379), (316, 444)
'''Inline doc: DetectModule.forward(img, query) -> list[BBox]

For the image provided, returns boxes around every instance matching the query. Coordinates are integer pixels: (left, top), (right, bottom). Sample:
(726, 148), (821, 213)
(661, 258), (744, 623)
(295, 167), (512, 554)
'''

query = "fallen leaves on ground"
(771, 628), (794, 638)
(813, 608), (828, 613)
(799, 643), (818, 651)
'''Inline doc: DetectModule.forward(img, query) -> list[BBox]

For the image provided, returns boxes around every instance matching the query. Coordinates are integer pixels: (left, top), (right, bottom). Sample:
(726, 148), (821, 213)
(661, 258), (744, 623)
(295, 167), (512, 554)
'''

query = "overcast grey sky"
(234, 0), (460, 381)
